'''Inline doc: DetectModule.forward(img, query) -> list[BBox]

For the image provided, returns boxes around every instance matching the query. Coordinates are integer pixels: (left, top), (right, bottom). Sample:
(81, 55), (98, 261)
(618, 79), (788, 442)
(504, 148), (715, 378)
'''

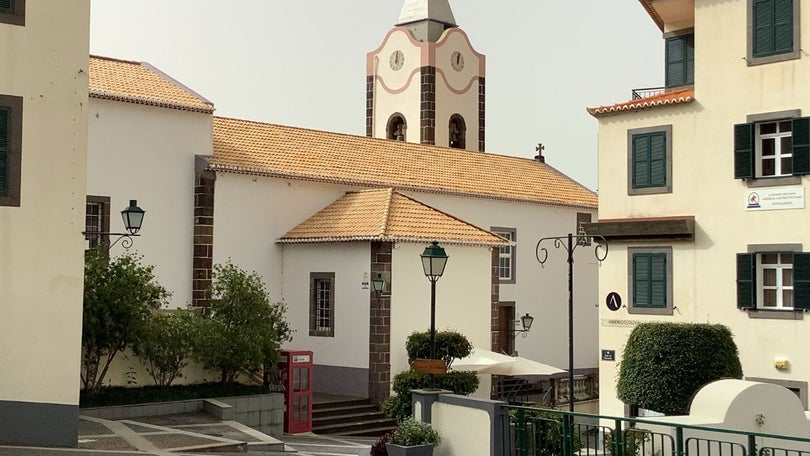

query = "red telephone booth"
(279, 349), (313, 433)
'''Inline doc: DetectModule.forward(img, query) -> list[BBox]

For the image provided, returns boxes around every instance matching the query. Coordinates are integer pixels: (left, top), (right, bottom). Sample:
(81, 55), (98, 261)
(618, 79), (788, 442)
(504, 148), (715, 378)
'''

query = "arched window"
(387, 114), (407, 141)
(449, 114), (466, 149)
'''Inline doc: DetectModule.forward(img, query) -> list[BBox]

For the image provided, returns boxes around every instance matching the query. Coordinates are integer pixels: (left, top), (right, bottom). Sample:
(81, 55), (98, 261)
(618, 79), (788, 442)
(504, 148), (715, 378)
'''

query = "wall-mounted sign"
(606, 292), (622, 311)
(292, 355), (311, 363)
(600, 318), (642, 327)
(601, 350), (616, 361)
(745, 187), (804, 211)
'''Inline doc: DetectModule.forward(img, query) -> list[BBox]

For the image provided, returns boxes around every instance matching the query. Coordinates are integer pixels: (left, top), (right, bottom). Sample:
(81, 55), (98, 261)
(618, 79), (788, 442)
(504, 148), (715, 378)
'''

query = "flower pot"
(385, 442), (435, 456)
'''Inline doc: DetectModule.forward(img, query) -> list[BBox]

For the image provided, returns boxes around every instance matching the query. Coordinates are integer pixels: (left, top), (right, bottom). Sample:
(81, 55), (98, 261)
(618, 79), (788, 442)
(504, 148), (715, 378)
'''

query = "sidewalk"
(0, 410), (374, 456)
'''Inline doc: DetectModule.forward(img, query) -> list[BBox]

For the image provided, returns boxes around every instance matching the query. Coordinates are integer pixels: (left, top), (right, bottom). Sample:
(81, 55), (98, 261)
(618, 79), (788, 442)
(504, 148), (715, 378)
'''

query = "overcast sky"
(89, 1), (664, 191)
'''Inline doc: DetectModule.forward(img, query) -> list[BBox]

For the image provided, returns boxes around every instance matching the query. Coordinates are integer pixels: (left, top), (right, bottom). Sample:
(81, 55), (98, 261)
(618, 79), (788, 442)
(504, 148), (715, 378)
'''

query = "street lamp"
(510, 313), (535, 339)
(536, 233), (607, 412)
(84, 199), (147, 250)
(421, 241), (448, 386)
(371, 273), (386, 296)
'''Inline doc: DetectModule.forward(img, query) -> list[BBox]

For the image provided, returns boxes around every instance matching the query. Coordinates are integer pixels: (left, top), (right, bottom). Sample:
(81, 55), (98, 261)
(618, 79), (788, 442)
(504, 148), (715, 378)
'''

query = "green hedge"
(382, 370), (479, 422)
(617, 323), (742, 415)
(80, 382), (269, 408)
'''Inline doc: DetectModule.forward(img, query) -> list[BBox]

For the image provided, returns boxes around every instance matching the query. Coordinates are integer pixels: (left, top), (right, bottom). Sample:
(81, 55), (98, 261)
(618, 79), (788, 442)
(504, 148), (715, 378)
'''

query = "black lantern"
(121, 199), (145, 235)
(372, 273), (385, 295)
(421, 241), (448, 282)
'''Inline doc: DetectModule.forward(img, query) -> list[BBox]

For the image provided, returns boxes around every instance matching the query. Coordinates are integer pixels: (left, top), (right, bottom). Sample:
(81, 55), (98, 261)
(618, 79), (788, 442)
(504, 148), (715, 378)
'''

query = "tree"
(132, 311), (196, 387)
(82, 247), (170, 393)
(193, 262), (292, 384)
(617, 322), (743, 415)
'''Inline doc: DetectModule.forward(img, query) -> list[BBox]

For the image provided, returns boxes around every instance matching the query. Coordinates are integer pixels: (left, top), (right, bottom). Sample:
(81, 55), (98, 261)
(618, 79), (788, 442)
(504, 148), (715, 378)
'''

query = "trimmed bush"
(382, 370), (479, 422)
(617, 322), (743, 415)
(80, 382), (268, 408)
(405, 330), (473, 366)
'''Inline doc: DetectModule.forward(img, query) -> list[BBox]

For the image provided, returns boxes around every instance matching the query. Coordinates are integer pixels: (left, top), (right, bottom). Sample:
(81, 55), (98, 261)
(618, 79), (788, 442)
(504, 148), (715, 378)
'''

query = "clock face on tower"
(389, 50), (405, 71)
(451, 51), (465, 71)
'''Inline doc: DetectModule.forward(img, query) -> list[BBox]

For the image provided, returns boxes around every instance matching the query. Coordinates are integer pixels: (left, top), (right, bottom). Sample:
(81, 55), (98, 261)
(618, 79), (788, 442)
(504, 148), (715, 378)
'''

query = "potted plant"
(385, 418), (441, 456)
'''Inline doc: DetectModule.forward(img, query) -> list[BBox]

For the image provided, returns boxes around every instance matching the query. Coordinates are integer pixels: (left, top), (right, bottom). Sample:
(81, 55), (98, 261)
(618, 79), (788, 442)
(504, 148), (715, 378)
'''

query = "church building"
(86, 0), (599, 406)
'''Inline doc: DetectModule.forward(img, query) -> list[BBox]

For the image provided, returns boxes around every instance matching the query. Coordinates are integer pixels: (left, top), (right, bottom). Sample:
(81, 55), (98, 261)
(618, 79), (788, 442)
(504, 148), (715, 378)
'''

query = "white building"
(588, 0), (810, 417)
(0, 0), (90, 447)
(86, 0), (599, 404)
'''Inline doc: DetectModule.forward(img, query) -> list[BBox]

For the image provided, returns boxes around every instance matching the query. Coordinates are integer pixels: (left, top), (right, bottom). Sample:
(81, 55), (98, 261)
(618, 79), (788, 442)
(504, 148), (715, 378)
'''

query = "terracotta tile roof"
(587, 88), (694, 117)
(208, 117), (597, 209)
(279, 188), (510, 246)
(89, 56), (214, 113)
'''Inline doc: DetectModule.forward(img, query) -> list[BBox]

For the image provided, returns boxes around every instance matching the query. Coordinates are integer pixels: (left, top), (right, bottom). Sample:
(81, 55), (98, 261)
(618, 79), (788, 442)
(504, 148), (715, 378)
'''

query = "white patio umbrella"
(476, 356), (566, 376)
(450, 347), (517, 372)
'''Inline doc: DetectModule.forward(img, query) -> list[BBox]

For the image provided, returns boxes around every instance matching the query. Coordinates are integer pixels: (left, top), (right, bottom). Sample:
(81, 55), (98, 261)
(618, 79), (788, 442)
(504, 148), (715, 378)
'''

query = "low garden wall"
(82, 393), (284, 436)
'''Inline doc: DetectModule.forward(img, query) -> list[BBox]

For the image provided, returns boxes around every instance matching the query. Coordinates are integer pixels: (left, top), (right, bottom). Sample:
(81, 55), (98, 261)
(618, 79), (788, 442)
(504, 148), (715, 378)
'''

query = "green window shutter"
(753, 0), (775, 57)
(773, 0), (794, 54)
(633, 254), (650, 307)
(649, 133), (666, 186)
(633, 253), (667, 308)
(632, 132), (667, 188)
(794, 253), (810, 310)
(665, 34), (694, 88)
(753, 0), (793, 57)
(0, 107), (8, 196)
(734, 123), (755, 179)
(0, 0), (11, 13)
(632, 135), (650, 188)
(792, 117), (810, 175)
(736, 253), (756, 309)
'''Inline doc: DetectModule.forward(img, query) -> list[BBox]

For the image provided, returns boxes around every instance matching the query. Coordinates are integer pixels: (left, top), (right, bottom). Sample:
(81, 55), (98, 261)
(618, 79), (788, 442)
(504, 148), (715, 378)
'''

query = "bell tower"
(366, 0), (486, 151)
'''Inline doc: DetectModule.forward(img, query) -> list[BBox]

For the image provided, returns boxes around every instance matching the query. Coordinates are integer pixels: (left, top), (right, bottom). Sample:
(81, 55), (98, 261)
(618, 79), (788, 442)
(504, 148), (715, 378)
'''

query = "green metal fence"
(502, 405), (810, 456)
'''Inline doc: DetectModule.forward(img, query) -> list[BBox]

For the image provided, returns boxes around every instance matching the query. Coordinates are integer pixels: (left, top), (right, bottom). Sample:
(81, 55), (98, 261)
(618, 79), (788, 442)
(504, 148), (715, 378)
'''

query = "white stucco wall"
(212, 174), (353, 304)
(87, 98), (212, 309)
(390, 242), (496, 397)
(596, 1), (810, 416)
(0, 1), (89, 406)
(404, 191), (600, 372)
(432, 401), (492, 456)
(281, 243), (372, 369)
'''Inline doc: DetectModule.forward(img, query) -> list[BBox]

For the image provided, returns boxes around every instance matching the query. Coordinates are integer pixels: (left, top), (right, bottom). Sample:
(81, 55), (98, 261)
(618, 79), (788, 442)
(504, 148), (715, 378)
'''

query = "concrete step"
(311, 399), (396, 438)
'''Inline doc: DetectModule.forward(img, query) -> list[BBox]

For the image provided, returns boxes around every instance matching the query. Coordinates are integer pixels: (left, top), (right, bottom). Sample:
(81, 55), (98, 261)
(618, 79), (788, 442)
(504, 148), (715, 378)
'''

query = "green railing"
(502, 405), (810, 456)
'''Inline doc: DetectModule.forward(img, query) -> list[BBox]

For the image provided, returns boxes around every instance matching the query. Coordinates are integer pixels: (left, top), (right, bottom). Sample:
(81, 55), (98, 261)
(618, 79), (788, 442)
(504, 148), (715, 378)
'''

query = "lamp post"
(83, 199), (146, 250)
(535, 233), (607, 412)
(421, 241), (448, 387)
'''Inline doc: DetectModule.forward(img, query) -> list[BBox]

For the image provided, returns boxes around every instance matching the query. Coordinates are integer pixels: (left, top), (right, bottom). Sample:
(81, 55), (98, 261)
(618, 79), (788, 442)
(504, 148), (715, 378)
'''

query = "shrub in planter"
(370, 432), (392, 456)
(386, 419), (441, 456)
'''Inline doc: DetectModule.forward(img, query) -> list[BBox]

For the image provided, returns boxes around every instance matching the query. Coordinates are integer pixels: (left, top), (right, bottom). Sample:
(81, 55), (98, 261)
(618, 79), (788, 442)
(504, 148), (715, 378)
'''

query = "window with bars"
(627, 125), (672, 195)
(492, 227), (516, 283)
(310, 272), (335, 337)
(85, 196), (110, 249)
(628, 247), (673, 315)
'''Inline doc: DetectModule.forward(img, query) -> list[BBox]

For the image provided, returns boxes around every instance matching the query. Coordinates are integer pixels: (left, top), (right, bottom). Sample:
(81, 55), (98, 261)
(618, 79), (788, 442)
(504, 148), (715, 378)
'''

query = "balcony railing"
(631, 87), (666, 100)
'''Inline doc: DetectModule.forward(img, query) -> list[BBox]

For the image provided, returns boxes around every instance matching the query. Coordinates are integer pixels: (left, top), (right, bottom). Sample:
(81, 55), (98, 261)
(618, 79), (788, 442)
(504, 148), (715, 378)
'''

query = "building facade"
(86, 0), (599, 404)
(588, 0), (810, 416)
(0, 0), (90, 447)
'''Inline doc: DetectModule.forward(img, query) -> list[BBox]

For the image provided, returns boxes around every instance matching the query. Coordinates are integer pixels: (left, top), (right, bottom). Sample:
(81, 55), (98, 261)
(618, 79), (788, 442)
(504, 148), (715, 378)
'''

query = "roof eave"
(205, 163), (597, 210)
